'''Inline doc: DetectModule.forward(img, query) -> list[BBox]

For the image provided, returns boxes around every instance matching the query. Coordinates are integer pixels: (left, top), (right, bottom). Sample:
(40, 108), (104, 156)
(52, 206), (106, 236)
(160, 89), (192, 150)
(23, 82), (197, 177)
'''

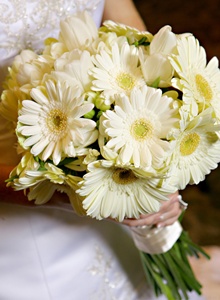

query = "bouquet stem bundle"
(140, 217), (210, 300)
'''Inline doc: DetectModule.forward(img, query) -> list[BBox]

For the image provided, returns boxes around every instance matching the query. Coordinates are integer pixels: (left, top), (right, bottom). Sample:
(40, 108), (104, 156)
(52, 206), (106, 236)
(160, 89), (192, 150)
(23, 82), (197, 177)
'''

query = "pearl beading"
(0, 0), (102, 58)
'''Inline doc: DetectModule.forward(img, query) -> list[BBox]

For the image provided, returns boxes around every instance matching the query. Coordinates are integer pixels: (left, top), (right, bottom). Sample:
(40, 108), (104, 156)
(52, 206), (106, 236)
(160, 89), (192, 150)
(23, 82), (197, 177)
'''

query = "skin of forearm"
(103, 0), (147, 31)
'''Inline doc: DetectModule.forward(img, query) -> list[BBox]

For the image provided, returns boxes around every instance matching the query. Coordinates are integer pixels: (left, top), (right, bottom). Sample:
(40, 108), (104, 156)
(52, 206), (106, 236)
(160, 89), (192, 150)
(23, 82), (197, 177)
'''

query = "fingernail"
(157, 223), (163, 228)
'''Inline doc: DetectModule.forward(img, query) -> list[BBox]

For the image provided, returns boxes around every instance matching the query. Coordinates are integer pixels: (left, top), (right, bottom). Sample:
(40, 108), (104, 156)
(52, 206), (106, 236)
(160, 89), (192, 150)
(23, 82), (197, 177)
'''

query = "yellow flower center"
(47, 109), (67, 136)
(112, 168), (137, 185)
(180, 132), (200, 156)
(116, 72), (135, 91)
(195, 74), (213, 102)
(131, 119), (153, 141)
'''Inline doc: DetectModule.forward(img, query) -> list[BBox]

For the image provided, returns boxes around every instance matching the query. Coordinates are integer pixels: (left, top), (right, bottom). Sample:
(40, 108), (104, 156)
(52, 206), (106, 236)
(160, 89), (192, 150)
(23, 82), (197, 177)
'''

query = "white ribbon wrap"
(130, 221), (182, 254)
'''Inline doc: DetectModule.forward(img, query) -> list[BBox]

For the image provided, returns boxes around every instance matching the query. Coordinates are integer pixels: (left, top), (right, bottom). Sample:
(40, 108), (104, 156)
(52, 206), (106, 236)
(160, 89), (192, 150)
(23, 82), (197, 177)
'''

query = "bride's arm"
(103, 0), (146, 30)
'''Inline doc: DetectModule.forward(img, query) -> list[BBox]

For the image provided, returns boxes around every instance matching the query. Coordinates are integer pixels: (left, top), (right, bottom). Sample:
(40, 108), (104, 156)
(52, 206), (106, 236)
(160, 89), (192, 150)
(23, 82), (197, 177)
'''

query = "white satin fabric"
(0, 1), (205, 299)
(131, 221), (182, 254)
(0, 203), (154, 300)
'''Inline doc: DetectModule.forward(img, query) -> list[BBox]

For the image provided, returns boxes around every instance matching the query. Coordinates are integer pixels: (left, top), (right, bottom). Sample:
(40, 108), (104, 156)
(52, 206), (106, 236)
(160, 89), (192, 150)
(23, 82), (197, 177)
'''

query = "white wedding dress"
(0, 1), (205, 299)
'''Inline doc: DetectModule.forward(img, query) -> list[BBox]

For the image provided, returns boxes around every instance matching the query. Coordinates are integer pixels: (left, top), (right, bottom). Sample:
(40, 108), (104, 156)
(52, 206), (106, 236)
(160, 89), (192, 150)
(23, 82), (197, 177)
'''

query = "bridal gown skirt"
(0, 203), (206, 300)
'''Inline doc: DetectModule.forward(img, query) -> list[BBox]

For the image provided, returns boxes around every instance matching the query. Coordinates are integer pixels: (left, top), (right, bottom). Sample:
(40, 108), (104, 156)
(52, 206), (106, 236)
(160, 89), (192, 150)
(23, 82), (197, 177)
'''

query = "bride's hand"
(122, 192), (184, 228)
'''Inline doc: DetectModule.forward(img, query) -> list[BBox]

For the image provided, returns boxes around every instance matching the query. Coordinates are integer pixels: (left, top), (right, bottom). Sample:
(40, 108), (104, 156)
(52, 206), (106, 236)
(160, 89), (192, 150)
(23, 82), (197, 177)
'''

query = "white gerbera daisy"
(28, 179), (85, 215)
(91, 41), (145, 104)
(18, 80), (98, 165)
(102, 20), (153, 45)
(170, 35), (220, 118)
(99, 86), (178, 169)
(6, 152), (39, 189)
(77, 160), (175, 222)
(12, 161), (85, 215)
(13, 162), (81, 200)
(167, 108), (220, 189)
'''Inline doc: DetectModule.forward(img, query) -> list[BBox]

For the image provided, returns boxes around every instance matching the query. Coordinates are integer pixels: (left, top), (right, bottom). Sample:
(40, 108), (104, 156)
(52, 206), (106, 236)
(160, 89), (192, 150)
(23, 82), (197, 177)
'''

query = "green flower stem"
(140, 252), (175, 300)
(169, 251), (196, 281)
(140, 253), (157, 291)
(172, 242), (182, 259)
(151, 254), (182, 300)
(139, 229), (210, 300)
(169, 251), (202, 293)
(162, 251), (189, 299)
(170, 250), (201, 284)
(177, 241), (191, 268)
(181, 234), (210, 259)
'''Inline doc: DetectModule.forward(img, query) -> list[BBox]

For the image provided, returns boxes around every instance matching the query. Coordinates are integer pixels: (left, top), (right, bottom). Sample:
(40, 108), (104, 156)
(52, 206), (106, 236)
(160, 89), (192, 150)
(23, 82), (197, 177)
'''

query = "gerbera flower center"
(47, 109), (67, 136)
(131, 118), (153, 141)
(112, 168), (137, 185)
(195, 74), (213, 102)
(116, 72), (135, 91)
(180, 132), (200, 156)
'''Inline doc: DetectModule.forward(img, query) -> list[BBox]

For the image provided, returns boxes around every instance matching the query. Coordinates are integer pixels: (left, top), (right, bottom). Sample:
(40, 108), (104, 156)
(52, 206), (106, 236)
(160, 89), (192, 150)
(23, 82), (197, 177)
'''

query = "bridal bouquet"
(1, 11), (220, 299)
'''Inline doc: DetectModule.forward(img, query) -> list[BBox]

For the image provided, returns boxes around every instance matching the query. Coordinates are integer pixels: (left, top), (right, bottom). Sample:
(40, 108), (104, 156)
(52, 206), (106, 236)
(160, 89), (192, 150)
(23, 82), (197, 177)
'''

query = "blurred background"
(134, 0), (220, 247)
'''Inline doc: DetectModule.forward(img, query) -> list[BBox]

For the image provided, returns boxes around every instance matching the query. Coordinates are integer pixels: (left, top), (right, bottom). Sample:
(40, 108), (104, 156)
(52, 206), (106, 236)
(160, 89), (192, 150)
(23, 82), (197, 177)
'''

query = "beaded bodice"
(0, 0), (104, 59)
(0, 0), (104, 88)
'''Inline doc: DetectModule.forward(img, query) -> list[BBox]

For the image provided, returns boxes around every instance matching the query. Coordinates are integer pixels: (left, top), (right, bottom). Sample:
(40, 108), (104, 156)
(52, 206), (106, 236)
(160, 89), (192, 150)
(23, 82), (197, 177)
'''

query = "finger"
(122, 214), (157, 227)
(158, 196), (179, 213)
(156, 216), (179, 228)
(136, 201), (180, 226)
(162, 201), (181, 218)
(139, 199), (179, 222)
(168, 191), (179, 201)
(122, 192), (185, 227)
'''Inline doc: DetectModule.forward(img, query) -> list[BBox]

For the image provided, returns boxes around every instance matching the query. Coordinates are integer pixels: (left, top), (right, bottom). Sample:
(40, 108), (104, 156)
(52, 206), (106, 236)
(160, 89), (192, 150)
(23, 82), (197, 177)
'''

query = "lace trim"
(0, 0), (102, 57)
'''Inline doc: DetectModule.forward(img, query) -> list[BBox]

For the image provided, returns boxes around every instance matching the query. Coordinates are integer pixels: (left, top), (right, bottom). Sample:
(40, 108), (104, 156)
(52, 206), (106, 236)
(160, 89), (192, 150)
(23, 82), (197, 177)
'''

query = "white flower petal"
(100, 85), (177, 169)
(77, 160), (174, 221)
(18, 80), (98, 164)
(170, 35), (220, 119)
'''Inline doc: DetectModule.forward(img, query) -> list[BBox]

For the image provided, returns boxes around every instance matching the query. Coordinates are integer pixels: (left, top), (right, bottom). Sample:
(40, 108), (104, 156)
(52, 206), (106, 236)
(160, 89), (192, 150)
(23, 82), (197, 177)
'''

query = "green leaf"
(133, 37), (150, 47)
(162, 251), (189, 299)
